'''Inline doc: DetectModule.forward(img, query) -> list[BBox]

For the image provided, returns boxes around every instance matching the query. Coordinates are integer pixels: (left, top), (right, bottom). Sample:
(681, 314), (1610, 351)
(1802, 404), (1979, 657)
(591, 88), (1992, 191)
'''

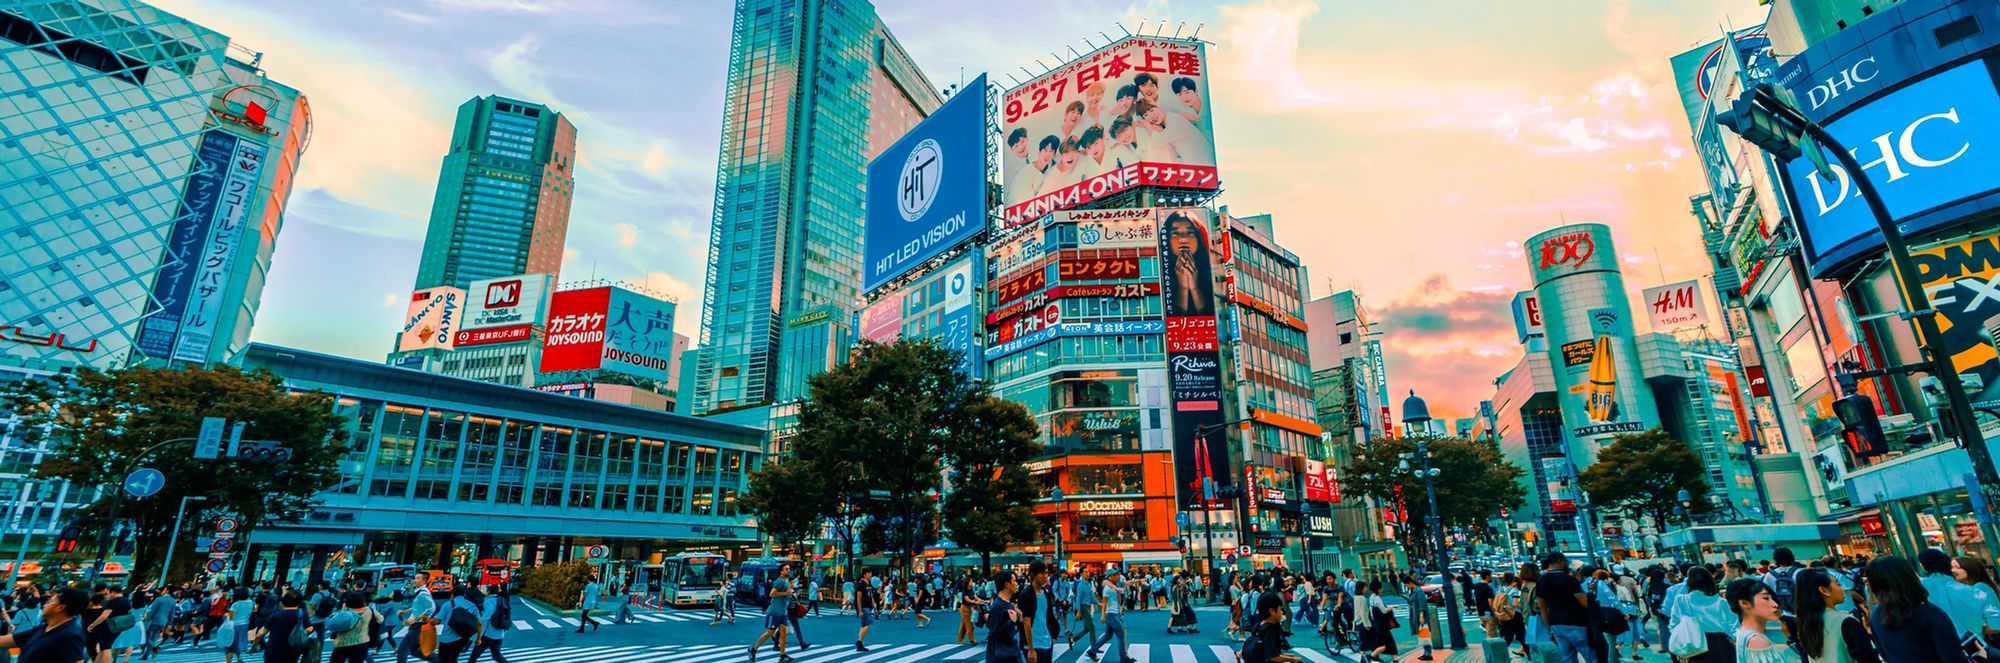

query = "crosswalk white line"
(562, 617), (581, 626)
(883, 644), (963, 663)
(1208, 644), (1238, 661)
(1295, 648), (1346, 663)
(1170, 643), (1200, 663)
(517, 644), (651, 663)
(654, 646), (748, 663)
(513, 619), (532, 629)
(537, 618), (561, 628)
(840, 644), (929, 663)
(1131, 642), (1152, 662)
(944, 644), (986, 660)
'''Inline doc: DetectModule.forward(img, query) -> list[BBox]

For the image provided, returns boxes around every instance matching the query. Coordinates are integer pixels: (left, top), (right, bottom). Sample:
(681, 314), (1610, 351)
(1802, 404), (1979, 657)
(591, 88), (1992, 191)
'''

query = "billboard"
(1511, 291), (1544, 342)
(454, 324), (532, 347)
(397, 287), (464, 352)
(600, 287), (677, 381)
(1642, 280), (1710, 331)
(1669, 26), (1772, 134)
(1158, 207), (1228, 510)
(1063, 208), (1161, 249)
(136, 130), (237, 359)
(1784, 57), (2000, 276)
(1002, 37), (1216, 226)
(1913, 230), (2000, 404)
(858, 292), (905, 343)
(172, 136), (266, 363)
(540, 287), (609, 373)
(465, 274), (553, 330)
(863, 74), (989, 292)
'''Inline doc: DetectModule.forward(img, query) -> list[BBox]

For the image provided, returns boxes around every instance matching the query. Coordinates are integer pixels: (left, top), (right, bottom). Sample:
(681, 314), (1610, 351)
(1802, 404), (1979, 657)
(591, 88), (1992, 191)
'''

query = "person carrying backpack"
(1762, 548), (1805, 617)
(434, 586), (483, 663)
(465, 585), (510, 663)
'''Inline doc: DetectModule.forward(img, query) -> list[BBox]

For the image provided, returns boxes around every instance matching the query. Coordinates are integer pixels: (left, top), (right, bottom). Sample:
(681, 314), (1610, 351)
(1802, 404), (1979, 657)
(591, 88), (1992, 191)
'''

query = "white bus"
(661, 553), (728, 608)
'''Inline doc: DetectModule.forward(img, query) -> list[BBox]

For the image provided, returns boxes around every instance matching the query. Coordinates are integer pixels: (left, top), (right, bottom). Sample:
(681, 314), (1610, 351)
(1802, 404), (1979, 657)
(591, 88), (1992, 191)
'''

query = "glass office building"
(1, 0), (310, 370)
(412, 96), (576, 291)
(693, 0), (940, 413)
(236, 344), (765, 579)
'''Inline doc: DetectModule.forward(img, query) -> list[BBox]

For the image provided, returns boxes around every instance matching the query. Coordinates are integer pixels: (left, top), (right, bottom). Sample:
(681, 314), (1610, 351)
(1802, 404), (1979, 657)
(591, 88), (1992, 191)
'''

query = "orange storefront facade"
(1014, 451), (1188, 571)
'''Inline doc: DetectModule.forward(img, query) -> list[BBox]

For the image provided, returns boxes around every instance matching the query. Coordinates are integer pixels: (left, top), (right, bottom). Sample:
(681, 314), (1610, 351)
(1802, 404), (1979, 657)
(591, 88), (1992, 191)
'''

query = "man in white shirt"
(1085, 571), (1132, 663)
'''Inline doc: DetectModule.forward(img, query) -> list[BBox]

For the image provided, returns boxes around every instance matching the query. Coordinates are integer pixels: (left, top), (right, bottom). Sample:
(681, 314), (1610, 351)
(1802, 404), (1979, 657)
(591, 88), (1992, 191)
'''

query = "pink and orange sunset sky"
(158, 0), (1770, 420)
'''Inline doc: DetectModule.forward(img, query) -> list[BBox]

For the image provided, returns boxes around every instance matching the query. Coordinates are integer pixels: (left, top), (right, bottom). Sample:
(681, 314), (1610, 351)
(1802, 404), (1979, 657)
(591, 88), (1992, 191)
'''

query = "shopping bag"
(418, 622), (438, 657)
(1668, 617), (1708, 657)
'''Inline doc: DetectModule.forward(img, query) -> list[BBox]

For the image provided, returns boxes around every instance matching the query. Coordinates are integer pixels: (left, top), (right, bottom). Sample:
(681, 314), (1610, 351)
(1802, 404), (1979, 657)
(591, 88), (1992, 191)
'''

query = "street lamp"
(1717, 84), (2000, 540)
(1403, 390), (1467, 650)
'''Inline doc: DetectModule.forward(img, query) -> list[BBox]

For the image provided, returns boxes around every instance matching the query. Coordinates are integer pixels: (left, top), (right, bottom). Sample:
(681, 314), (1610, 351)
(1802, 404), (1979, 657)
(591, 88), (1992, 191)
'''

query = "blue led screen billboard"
(1785, 56), (2000, 276)
(863, 74), (989, 292)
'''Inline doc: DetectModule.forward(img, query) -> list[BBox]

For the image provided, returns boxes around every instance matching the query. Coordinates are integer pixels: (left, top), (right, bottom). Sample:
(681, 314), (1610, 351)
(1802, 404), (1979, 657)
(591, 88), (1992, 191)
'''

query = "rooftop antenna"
(1190, 23), (1204, 40)
(1080, 35), (1095, 50)
(1173, 22), (1186, 38)
(1156, 18), (1168, 35)
(1032, 59), (1049, 73)
(1100, 30), (1114, 44)
(1067, 44), (1082, 58)
(1019, 65), (1036, 79)
(1049, 51), (1064, 66)
(1114, 21), (1131, 36)
(1005, 73), (1021, 86)
(1136, 18), (1148, 35)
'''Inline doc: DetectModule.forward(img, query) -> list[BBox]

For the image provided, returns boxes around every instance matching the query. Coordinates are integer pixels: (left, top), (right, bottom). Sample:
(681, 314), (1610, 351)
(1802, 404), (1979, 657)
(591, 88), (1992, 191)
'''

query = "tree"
(0, 365), (349, 582)
(940, 396), (1042, 572)
(740, 455), (836, 556)
(1580, 429), (1712, 527)
(1340, 436), (1528, 561)
(742, 338), (987, 571)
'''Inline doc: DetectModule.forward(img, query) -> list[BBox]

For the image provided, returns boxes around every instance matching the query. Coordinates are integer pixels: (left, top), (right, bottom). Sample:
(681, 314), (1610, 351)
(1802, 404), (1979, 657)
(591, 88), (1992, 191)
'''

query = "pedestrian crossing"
(135, 641), (1376, 663)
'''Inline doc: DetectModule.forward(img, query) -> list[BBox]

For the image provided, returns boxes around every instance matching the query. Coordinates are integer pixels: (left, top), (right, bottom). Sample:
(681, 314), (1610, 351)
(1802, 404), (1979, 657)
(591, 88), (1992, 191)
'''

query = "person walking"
(1536, 552), (1594, 663)
(258, 593), (309, 663)
(1084, 571), (1132, 663)
(140, 588), (174, 661)
(748, 565), (795, 663)
(854, 570), (879, 652)
(985, 571), (1025, 663)
(1167, 572), (1198, 634)
(1354, 580), (1396, 663)
(323, 592), (377, 663)
(432, 586), (481, 663)
(1867, 556), (1969, 663)
(1667, 565), (1738, 663)
(573, 576), (600, 634)
(1241, 592), (1303, 663)
(464, 585), (508, 663)
(1726, 579), (1793, 663)
(0, 588), (92, 663)
(1494, 574), (1527, 652)
(1792, 569), (1878, 663)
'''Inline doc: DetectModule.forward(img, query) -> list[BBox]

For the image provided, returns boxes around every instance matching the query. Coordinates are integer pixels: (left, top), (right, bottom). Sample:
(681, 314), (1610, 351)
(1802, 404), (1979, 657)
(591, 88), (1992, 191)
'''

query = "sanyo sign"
(1788, 59), (2000, 272)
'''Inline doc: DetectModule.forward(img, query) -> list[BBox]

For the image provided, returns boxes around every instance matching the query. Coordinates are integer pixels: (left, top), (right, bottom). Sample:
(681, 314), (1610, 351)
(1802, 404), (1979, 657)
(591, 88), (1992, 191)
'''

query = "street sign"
(1236, 545), (1251, 556)
(211, 538), (233, 553)
(209, 551), (228, 559)
(214, 530), (236, 539)
(195, 417), (225, 460)
(206, 558), (227, 573)
(227, 421), (246, 459)
(123, 468), (164, 498)
(586, 545), (609, 559)
(215, 517), (239, 533)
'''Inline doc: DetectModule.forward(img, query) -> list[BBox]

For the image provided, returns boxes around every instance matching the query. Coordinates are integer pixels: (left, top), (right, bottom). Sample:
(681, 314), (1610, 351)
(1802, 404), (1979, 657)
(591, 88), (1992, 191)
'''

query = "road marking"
(887, 644), (967, 663)
(512, 619), (532, 629)
(1170, 643), (1199, 663)
(1131, 643), (1152, 662)
(537, 618), (561, 629)
(562, 617), (581, 626)
(519, 596), (551, 617)
(1208, 644), (1239, 661)
(944, 645), (986, 659)
(1295, 648), (1345, 663)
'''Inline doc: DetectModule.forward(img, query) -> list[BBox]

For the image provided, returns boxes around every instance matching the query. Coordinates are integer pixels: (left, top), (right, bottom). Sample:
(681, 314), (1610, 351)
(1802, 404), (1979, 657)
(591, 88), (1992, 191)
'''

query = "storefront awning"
(1121, 551), (1185, 564)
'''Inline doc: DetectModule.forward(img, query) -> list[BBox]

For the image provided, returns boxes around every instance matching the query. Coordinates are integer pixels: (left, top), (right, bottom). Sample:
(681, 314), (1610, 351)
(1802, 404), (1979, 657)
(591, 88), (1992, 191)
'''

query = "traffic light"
(235, 440), (293, 463)
(1714, 94), (1804, 160)
(55, 524), (80, 553)
(1833, 393), (1888, 457)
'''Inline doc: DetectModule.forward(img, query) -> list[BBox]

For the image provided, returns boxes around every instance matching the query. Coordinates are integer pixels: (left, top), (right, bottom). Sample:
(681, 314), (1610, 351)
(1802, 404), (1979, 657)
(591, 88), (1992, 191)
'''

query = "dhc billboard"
(862, 74), (989, 292)
(1785, 56), (2000, 276)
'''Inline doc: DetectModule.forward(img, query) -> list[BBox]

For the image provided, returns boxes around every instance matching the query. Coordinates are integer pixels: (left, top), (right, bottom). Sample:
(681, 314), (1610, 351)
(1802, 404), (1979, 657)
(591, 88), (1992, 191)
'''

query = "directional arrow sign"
(123, 468), (164, 498)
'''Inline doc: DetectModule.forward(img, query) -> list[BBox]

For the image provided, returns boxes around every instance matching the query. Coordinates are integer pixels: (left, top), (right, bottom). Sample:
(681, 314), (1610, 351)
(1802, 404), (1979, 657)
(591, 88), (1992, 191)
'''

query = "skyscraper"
(692, 0), (940, 414)
(412, 96), (576, 291)
(0, 0), (311, 370)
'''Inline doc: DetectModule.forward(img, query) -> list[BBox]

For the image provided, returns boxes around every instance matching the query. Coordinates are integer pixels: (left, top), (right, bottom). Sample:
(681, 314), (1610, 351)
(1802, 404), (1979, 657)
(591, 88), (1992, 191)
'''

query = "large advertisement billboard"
(1511, 291), (1544, 342)
(136, 130), (237, 359)
(863, 75), (989, 292)
(1159, 207), (1228, 510)
(1002, 37), (1216, 226)
(397, 287), (464, 352)
(1913, 230), (2000, 404)
(1669, 26), (1772, 134)
(464, 274), (553, 331)
(171, 137), (266, 363)
(1783, 56), (2000, 276)
(1642, 279), (1711, 332)
(540, 287), (609, 373)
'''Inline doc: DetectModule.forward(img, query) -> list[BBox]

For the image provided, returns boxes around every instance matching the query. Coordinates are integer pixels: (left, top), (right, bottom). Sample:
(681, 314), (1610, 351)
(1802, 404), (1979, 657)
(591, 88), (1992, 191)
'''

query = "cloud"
(426, 0), (566, 12)
(1372, 274), (1525, 419)
(615, 223), (639, 247)
(490, 36), (559, 104)
(381, 292), (401, 308)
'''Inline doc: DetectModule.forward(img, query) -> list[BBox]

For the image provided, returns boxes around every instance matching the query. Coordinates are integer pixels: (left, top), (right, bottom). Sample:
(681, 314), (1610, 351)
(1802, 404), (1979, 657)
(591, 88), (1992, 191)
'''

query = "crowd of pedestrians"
(0, 574), (516, 663)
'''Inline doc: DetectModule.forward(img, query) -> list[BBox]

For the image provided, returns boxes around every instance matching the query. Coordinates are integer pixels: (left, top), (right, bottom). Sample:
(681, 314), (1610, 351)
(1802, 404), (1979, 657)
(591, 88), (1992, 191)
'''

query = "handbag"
(1667, 616), (1708, 656)
(1587, 582), (1628, 636)
(417, 621), (438, 657)
(789, 601), (807, 620)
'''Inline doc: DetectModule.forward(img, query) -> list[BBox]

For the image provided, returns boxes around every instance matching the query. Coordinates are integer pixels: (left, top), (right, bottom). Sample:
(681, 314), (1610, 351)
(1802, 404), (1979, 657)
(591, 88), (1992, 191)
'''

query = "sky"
(159, 0), (1771, 420)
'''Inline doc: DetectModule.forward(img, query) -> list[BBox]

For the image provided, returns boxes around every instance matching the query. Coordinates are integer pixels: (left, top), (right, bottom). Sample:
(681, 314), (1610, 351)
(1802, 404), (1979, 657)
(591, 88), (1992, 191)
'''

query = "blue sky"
(159, 0), (1767, 416)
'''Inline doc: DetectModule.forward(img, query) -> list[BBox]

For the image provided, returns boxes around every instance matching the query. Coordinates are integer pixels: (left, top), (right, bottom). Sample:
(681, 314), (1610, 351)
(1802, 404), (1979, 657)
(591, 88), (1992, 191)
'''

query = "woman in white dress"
(1724, 578), (1793, 663)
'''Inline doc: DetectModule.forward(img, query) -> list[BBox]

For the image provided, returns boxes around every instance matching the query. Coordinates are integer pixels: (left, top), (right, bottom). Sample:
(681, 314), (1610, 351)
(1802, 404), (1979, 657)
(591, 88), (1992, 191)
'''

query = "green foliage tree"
(940, 396), (1043, 572)
(1340, 436), (1528, 561)
(740, 455), (836, 556)
(742, 338), (1026, 572)
(1579, 428), (1712, 527)
(519, 560), (595, 609)
(0, 365), (349, 583)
